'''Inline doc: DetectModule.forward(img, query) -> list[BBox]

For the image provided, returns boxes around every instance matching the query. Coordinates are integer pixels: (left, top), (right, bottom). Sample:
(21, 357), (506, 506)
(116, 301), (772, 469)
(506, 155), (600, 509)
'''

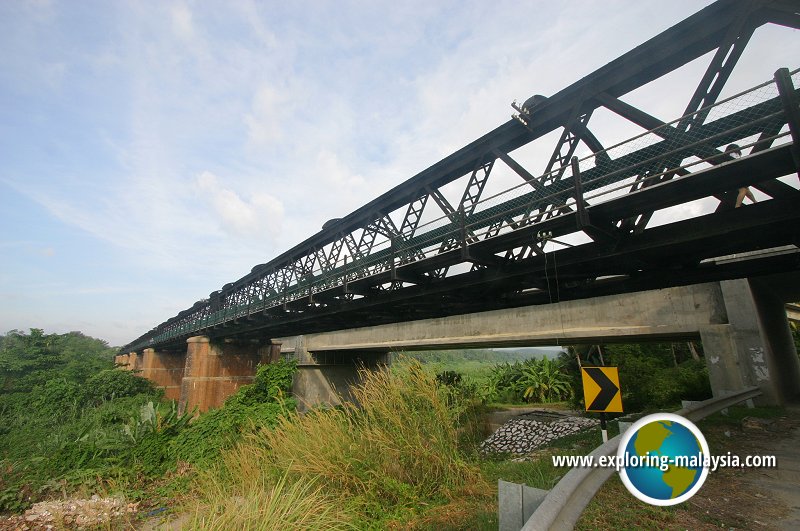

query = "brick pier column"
(115, 353), (130, 369)
(140, 348), (186, 401)
(127, 352), (141, 372)
(178, 336), (274, 414)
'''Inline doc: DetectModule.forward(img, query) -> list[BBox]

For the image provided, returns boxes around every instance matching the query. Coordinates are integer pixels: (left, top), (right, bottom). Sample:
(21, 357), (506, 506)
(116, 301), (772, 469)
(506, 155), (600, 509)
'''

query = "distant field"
(393, 348), (564, 385)
(414, 359), (496, 384)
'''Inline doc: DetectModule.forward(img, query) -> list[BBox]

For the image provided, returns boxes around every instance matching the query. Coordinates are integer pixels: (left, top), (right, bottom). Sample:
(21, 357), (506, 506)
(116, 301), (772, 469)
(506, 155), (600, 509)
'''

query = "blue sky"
(1, 1), (797, 346)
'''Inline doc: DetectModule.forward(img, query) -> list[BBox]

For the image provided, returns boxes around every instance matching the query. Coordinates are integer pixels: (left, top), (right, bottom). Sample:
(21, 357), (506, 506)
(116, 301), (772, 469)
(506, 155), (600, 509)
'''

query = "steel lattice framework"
(123, 0), (800, 353)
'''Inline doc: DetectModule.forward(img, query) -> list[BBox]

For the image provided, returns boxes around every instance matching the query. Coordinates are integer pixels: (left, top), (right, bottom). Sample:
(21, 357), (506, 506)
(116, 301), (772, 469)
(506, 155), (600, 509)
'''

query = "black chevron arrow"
(584, 367), (619, 411)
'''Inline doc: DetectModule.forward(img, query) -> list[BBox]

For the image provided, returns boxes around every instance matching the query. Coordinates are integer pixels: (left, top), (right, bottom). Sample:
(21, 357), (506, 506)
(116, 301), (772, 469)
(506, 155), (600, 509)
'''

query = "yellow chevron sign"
(581, 366), (623, 413)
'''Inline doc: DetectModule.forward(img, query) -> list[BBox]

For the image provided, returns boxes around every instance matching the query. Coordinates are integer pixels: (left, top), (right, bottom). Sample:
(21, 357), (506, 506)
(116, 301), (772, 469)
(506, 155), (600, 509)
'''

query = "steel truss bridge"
(123, 0), (800, 353)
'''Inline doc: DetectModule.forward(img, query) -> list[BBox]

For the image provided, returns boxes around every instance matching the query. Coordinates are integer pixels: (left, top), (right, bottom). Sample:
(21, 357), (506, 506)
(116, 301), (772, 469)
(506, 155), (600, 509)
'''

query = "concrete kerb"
(499, 480), (549, 531)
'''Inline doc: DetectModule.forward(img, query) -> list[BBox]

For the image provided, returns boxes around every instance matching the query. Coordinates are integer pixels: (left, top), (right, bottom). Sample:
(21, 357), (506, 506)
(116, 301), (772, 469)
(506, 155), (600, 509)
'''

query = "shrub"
(482, 358), (572, 404)
(83, 370), (158, 405)
(225, 359), (296, 407)
(253, 361), (486, 521)
(435, 370), (463, 387)
(171, 360), (298, 465)
(171, 401), (289, 465)
(28, 378), (86, 413)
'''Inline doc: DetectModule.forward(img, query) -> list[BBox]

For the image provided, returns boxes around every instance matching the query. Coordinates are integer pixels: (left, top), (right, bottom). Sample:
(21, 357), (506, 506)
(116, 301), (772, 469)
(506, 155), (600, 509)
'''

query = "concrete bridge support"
(288, 335), (390, 412)
(178, 336), (280, 414)
(700, 278), (800, 405)
(277, 280), (799, 407)
(140, 348), (186, 401)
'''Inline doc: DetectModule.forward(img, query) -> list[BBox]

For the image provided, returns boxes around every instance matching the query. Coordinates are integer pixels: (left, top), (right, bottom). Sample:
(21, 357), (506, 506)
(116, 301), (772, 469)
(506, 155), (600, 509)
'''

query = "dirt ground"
(673, 408), (800, 530)
(3, 407), (798, 530)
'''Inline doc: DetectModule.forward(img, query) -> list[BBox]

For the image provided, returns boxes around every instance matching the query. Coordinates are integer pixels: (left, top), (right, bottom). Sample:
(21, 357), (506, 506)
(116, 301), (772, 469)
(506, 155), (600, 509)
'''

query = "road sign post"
(581, 366), (623, 442)
(600, 412), (608, 442)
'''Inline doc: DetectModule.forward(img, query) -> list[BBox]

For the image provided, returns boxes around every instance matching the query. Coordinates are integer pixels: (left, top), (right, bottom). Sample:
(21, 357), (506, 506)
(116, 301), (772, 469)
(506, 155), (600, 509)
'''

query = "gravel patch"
(0, 495), (137, 530)
(481, 415), (598, 456)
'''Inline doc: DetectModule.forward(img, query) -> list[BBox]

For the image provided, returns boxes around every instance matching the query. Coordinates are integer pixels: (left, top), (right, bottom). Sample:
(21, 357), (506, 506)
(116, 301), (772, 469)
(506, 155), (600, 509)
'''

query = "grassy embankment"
(181, 365), (786, 530)
(4, 332), (789, 528)
(179, 355), (605, 529)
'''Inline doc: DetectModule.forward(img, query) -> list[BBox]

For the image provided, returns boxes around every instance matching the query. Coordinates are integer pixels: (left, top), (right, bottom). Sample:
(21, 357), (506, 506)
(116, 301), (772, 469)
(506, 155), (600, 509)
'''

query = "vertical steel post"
(571, 156), (589, 229)
(775, 67), (800, 176)
(343, 255), (349, 295)
(390, 234), (397, 281)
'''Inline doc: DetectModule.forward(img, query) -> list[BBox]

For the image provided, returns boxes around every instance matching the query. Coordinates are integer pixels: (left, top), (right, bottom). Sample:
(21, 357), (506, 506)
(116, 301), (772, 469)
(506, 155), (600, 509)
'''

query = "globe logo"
(617, 413), (710, 506)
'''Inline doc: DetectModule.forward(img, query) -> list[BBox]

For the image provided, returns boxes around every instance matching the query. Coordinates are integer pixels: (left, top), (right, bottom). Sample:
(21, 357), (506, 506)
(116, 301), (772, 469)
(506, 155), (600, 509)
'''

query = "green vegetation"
(170, 361), (296, 466)
(0, 328), (726, 528)
(189, 361), (487, 527)
(402, 348), (555, 364)
(483, 357), (573, 404)
(401, 348), (559, 386)
(0, 329), (296, 513)
(406, 343), (710, 412)
(0, 329), (114, 392)
(559, 343), (711, 412)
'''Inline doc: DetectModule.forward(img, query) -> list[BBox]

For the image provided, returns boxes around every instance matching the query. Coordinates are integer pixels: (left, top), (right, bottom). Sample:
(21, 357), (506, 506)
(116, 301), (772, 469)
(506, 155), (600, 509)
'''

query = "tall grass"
(185, 464), (355, 530)
(188, 360), (486, 527)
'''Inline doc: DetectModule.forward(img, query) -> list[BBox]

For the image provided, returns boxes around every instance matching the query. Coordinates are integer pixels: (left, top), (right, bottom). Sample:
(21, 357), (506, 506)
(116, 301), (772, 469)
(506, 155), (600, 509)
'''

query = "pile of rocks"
(0, 495), (137, 530)
(481, 415), (598, 456)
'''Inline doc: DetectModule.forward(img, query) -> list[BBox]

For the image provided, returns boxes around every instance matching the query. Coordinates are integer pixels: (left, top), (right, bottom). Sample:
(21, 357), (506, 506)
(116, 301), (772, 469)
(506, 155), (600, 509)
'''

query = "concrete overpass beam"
(277, 284), (726, 353)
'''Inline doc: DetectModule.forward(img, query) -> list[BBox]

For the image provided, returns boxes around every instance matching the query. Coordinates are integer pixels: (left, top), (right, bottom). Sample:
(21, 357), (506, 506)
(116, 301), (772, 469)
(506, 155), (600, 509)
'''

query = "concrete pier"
(288, 334), (390, 411)
(701, 277), (800, 405)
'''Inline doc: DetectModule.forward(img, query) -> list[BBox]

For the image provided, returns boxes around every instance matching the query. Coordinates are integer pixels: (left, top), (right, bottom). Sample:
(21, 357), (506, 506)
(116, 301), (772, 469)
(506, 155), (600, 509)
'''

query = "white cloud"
(244, 85), (292, 147)
(195, 171), (284, 238)
(317, 150), (365, 188)
(170, 2), (194, 41)
(1, 0), (795, 345)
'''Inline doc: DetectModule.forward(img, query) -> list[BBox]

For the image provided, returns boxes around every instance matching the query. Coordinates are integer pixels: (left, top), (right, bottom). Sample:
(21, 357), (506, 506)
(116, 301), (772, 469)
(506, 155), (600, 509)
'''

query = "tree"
(0, 329), (62, 392)
(519, 357), (573, 403)
(559, 342), (711, 412)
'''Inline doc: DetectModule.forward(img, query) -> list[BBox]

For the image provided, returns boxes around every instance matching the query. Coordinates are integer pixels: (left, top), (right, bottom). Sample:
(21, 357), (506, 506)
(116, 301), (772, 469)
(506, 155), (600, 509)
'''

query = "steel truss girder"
(624, 4), (757, 233)
(132, 92), (794, 349)
(121, 0), (798, 353)
(430, 158), (495, 278)
(503, 104), (599, 261)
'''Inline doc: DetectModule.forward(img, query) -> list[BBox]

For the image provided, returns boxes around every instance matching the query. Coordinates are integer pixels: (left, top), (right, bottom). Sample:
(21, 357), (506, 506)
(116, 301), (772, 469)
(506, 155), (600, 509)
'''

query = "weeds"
(185, 467), (355, 530)
(189, 360), (487, 527)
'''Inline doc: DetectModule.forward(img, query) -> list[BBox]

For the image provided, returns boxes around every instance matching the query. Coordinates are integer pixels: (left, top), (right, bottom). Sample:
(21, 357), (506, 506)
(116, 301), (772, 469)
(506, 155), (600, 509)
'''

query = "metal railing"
(520, 386), (763, 531)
